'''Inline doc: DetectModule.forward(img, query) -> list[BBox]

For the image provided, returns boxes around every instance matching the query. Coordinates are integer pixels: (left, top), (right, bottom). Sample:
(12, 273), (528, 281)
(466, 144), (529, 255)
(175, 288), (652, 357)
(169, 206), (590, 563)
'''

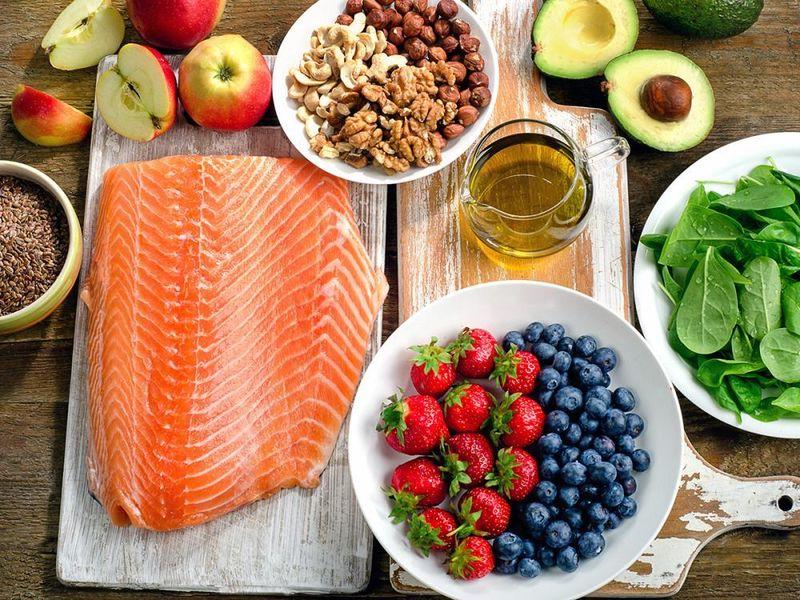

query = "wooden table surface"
(1, 1), (798, 598)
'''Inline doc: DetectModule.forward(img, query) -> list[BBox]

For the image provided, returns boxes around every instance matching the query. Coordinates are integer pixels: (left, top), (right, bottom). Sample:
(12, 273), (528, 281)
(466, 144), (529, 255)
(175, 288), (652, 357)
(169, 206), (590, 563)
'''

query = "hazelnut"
(432, 131), (447, 150)
(403, 12), (425, 37)
(469, 86), (491, 108)
(451, 18), (471, 36)
(443, 123), (465, 139)
(456, 105), (479, 126)
(364, 0), (382, 10)
(433, 18), (451, 38)
(437, 0), (459, 19)
(428, 46), (447, 62)
(366, 9), (388, 29)
(385, 7), (402, 27)
(438, 84), (460, 103)
(413, 0), (429, 12)
(388, 26), (405, 46)
(464, 52), (484, 71)
(459, 34), (480, 53)
(446, 60), (467, 82)
(419, 25), (437, 45)
(458, 88), (472, 106)
(415, 59), (431, 68)
(395, 0), (413, 14)
(640, 75), (693, 122)
(345, 0), (364, 15)
(405, 37), (428, 61)
(385, 42), (399, 55)
(336, 14), (354, 25)
(441, 35), (459, 55)
(377, 0), (393, 6)
(423, 6), (438, 24)
(467, 71), (490, 88)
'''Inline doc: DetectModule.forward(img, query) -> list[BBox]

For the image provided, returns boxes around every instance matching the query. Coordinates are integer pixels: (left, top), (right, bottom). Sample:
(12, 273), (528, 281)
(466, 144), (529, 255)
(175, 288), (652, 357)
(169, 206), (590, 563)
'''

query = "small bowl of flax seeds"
(0, 161), (82, 334)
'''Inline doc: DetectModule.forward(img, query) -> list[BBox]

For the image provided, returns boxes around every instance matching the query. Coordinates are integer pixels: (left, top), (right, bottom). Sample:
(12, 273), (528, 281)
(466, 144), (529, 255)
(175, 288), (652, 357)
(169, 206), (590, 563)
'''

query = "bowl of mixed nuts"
(272, 0), (499, 184)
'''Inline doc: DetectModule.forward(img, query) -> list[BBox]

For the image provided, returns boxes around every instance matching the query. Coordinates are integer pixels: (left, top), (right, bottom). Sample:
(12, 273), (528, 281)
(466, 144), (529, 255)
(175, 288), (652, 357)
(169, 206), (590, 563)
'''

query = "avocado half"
(533, 0), (639, 80)
(642, 0), (764, 39)
(604, 50), (715, 152)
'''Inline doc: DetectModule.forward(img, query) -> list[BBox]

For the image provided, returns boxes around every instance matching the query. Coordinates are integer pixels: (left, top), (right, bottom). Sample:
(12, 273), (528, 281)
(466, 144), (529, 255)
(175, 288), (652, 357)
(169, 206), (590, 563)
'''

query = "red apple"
(178, 34), (271, 132)
(96, 43), (177, 142)
(11, 85), (92, 146)
(126, 0), (226, 50)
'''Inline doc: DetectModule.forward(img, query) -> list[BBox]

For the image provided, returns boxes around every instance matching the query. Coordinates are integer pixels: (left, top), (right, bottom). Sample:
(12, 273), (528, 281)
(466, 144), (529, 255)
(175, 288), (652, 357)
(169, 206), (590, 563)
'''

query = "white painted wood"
(56, 55), (385, 594)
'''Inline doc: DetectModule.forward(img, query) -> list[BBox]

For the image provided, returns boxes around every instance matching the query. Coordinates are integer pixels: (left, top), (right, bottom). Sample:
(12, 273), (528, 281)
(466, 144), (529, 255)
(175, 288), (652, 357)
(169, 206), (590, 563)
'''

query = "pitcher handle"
(583, 136), (630, 171)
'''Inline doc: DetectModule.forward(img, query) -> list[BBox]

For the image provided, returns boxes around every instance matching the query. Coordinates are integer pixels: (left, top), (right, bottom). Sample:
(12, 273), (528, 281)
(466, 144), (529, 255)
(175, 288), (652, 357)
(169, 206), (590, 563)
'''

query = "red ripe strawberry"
(378, 393), (449, 455)
(448, 536), (494, 580)
(447, 327), (498, 379)
(385, 457), (447, 522)
(407, 508), (458, 556)
(491, 345), (540, 394)
(409, 338), (457, 397)
(457, 487), (511, 537)
(489, 392), (545, 448)
(486, 447), (540, 502)
(439, 433), (494, 495)
(442, 382), (493, 433)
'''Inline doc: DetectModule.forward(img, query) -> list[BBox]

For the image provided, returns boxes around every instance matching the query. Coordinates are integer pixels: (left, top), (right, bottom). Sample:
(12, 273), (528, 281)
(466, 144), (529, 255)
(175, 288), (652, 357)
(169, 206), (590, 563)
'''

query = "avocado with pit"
(532, 0), (639, 80)
(643, 0), (763, 39)
(603, 50), (715, 152)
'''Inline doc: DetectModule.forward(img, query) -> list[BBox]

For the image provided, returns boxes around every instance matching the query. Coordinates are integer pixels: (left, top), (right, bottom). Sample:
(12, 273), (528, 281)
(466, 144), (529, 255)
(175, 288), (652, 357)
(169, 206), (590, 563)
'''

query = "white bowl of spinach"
(635, 132), (800, 438)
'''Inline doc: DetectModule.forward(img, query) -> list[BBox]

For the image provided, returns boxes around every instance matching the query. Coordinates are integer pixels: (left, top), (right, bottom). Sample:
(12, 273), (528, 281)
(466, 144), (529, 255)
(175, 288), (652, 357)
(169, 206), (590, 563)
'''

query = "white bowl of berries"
(348, 281), (683, 600)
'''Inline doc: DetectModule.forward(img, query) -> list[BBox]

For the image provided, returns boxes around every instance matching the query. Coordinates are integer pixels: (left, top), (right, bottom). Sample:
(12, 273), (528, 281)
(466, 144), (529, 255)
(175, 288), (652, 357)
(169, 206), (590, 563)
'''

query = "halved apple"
(96, 43), (178, 142)
(42, 0), (125, 71)
(11, 85), (92, 146)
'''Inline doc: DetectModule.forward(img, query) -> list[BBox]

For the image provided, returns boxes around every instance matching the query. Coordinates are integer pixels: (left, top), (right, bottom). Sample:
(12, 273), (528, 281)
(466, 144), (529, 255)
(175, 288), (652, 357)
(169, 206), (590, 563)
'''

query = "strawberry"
(407, 508), (458, 556)
(448, 535), (494, 580)
(385, 457), (447, 523)
(489, 392), (545, 448)
(378, 393), (449, 455)
(486, 447), (540, 502)
(491, 345), (540, 394)
(447, 327), (498, 379)
(457, 487), (511, 537)
(409, 337), (457, 397)
(439, 433), (494, 495)
(442, 382), (493, 433)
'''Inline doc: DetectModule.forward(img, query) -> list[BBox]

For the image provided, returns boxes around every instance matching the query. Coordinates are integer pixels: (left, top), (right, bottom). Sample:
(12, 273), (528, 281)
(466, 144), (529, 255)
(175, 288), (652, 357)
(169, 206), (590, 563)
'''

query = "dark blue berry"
(564, 423), (582, 445)
(548, 504), (561, 518)
(563, 507), (584, 531)
(580, 448), (602, 467)
(612, 387), (636, 411)
(538, 366), (561, 391)
(537, 432), (563, 455)
(521, 502), (551, 536)
(503, 331), (525, 351)
(544, 520), (572, 549)
(578, 412), (599, 433)
(521, 538), (536, 559)
(555, 386), (583, 412)
(558, 486), (580, 508)
(580, 482), (600, 499)
(542, 323), (565, 346)
(524, 322), (544, 344)
(559, 446), (580, 466)
(577, 531), (605, 558)
(494, 558), (519, 575)
(601, 408), (627, 437)
(578, 363), (605, 388)
(591, 347), (617, 372)
(592, 435), (615, 458)
(590, 522), (606, 534)
(631, 449), (651, 472)
(610, 453), (633, 477)
(625, 413), (645, 438)
(586, 385), (612, 406)
(585, 397), (609, 419)
(620, 476), (637, 496)
(560, 371), (570, 388)
(570, 356), (588, 377)
(540, 456), (560, 480)
(557, 336), (575, 354)
(561, 461), (587, 486)
(578, 433), (594, 450)
(586, 502), (609, 524)
(538, 389), (555, 410)
(618, 496), (638, 518)
(533, 343), (557, 363)
(518, 557), (542, 578)
(535, 481), (558, 505)
(575, 335), (597, 358)
(556, 546), (579, 572)
(590, 462), (618, 485)
(617, 434), (635, 455)
(537, 546), (556, 568)
(602, 372), (611, 387)
(552, 350), (572, 373)
(602, 482), (625, 508)
(606, 511), (622, 529)
(494, 532), (524, 561)
(546, 410), (570, 433)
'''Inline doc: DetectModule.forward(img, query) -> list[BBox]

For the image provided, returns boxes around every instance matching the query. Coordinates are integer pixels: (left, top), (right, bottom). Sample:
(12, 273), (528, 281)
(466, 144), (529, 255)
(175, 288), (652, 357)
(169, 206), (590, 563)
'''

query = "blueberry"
(556, 546), (580, 572)
(494, 532), (524, 561)
(559, 446), (580, 466)
(631, 449), (651, 472)
(564, 423), (583, 446)
(544, 520), (572, 549)
(578, 412), (599, 433)
(518, 557), (542, 578)
(542, 323), (565, 346)
(585, 397), (609, 419)
(618, 496), (638, 518)
(561, 461), (588, 486)
(570, 356), (588, 377)
(592, 435), (615, 459)
(503, 331), (526, 351)
(575, 335), (597, 358)
(537, 546), (556, 568)
(537, 432), (563, 455)
(562, 506), (583, 529)
(558, 486), (580, 508)
(577, 531), (606, 558)
(535, 481), (558, 505)
(552, 351), (572, 373)
(580, 448), (602, 467)
(617, 434), (635, 455)
(591, 347), (617, 372)
(610, 453), (633, 477)
(590, 522), (607, 534)
(557, 336), (575, 354)
(578, 433), (595, 450)
(560, 372), (570, 388)
(586, 385), (612, 406)
(578, 498), (593, 510)
(540, 456), (561, 480)
(521, 502), (551, 535)
(606, 511), (622, 529)
(601, 372), (611, 387)
(546, 410), (570, 434)
(533, 343), (557, 364)
(620, 476), (637, 496)
(625, 413), (645, 438)
(524, 322), (544, 344)
(601, 408), (627, 437)
(590, 461), (618, 485)
(580, 482), (600, 499)
(602, 482), (625, 508)
(578, 363), (605, 388)
(555, 386), (584, 412)
(548, 504), (561, 518)
(586, 502), (609, 524)
(521, 539), (537, 559)
(538, 389), (555, 410)
(494, 558), (519, 575)
(612, 387), (636, 411)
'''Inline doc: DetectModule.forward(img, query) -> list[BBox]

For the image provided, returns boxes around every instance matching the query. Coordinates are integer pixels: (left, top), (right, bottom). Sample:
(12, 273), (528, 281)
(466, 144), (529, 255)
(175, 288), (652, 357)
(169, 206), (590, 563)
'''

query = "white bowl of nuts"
(273, 0), (498, 184)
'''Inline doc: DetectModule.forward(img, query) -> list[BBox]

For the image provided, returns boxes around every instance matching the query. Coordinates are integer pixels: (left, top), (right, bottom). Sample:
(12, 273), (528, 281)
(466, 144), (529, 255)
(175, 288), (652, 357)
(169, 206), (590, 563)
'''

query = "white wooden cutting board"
(56, 55), (385, 594)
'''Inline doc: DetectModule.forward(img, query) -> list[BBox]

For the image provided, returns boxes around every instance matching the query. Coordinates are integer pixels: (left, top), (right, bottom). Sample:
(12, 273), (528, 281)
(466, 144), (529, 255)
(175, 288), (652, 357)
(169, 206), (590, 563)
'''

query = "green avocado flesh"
(532, 0), (639, 79)
(604, 50), (715, 152)
(642, 0), (763, 39)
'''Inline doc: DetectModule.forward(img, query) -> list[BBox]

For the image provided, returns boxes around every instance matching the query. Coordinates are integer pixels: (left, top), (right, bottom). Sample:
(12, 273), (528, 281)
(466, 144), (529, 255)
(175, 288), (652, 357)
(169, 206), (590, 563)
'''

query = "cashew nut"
(290, 67), (324, 87)
(301, 60), (332, 82)
(288, 80), (309, 100)
(304, 89), (320, 112)
(368, 53), (408, 84)
(305, 115), (324, 138)
(296, 106), (312, 122)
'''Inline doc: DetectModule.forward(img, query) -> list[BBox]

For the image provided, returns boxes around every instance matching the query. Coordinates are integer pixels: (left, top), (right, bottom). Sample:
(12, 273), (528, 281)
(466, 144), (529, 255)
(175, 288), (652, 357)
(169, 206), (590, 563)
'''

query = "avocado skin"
(642, 0), (763, 38)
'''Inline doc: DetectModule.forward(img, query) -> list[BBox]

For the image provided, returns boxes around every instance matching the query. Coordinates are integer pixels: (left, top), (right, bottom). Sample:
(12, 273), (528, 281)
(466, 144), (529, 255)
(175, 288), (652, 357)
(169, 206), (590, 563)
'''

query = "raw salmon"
(83, 155), (387, 531)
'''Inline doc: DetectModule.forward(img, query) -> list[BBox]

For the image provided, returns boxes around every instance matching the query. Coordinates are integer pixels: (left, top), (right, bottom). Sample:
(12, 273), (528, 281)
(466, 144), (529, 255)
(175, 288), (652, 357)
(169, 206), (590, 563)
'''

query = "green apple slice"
(42, 0), (124, 71)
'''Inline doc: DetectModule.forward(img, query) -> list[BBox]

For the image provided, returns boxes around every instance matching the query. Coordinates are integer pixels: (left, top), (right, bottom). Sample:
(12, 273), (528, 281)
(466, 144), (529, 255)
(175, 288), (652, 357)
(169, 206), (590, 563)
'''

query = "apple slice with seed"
(42, 0), (125, 71)
(96, 43), (178, 142)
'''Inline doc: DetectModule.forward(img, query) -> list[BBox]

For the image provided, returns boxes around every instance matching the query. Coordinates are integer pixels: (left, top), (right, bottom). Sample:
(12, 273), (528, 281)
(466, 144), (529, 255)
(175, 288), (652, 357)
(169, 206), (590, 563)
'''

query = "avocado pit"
(640, 75), (692, 122)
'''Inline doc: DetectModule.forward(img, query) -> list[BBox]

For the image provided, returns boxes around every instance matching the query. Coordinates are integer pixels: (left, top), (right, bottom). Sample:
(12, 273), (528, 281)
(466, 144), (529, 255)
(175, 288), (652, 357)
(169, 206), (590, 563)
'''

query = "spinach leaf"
(782, 282), (800, 335)
(659, 265), (683, 305)
(668, 319), (699, 365)
(749, 165), (782, 186)
(640, 233), (668, 257)
(775, 170), (800, 196)
(728, 376), (762, 413)
(710, 381), (741, 421)
(696, 358), (765, 387)
(749, 206), (800, 227)
(756, 222), (800, 245)
(659, 205), (744, 267)
(676, 247), (739, 354)
(709, 184), (795, 211)
(739, 257), (782, 340)
(772, 387), (800, 414)
(739, 238), (800, 269)
(750, 404), (790, 422)
(687, 185), (709, 207)
(760, 328), (800, 383)
(717, 254), (750, 285)
(730, 326), (755, 361)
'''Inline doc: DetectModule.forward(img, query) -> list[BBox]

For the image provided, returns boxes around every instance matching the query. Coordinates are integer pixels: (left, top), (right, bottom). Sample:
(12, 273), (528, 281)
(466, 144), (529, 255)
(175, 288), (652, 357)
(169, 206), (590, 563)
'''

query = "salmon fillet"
(83, 155), (387, 531)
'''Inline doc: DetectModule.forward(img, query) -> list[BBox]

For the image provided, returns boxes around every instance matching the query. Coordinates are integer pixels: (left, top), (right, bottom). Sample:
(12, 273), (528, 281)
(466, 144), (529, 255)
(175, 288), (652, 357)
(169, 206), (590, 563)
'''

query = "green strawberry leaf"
(488, 392), (520, 446)
(446, 328), (475, 366)
(437, 439), (472, 496)
(410, 337), (452, 375)
(490, 345), (520, 386)
(485, 448), (520, 499)
(376, 393), (407, 444)
(407, 512), (447, 557)
(383, 485), (421, 524)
